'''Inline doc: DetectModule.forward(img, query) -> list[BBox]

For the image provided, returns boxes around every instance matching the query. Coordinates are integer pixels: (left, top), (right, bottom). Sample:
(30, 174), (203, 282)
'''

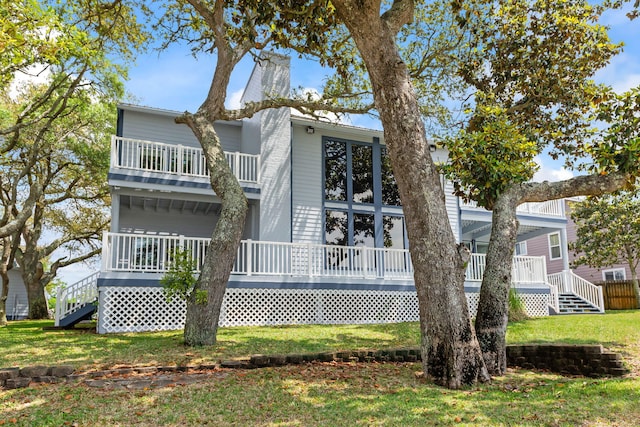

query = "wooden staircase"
(54, 272), (100, 329)
(558, 293), (602, 314)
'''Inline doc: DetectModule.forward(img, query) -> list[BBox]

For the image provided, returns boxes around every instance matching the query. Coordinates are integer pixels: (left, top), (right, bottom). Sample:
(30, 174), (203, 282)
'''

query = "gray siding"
(121, 108), (241, 153)
(118, 204), (218, 238)
(253, 55), (292, 242)
(291, 125), (323, 243)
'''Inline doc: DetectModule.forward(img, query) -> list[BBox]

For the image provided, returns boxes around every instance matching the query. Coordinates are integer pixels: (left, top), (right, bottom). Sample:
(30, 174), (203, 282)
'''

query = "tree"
(443, 0), (639, 375)
(0, 0), (147, 320)
(154, 0), (371, 346)
(327, 0), (490, 388)
(570, 190), (640, 308)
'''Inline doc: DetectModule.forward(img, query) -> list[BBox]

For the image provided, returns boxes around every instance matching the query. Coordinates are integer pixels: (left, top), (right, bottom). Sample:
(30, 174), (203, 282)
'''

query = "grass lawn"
(1, 311), (639, 426)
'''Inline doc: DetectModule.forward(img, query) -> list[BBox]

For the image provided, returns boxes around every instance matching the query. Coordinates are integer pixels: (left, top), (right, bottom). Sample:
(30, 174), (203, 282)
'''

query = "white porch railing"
(102, 233), (414, 279)
(54, 271), (100, 326)
(101, 233), (556, 287)
(111, 136), (260, 184)
(465, 253), (548, 284)
(462, 199), (564, 217)
(547, 270), (605, 312)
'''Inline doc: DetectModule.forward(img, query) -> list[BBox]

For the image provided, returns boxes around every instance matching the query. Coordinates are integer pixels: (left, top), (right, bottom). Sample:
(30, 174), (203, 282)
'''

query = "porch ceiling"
(121, 195), (219, 216)
(460, 220), (559, 242)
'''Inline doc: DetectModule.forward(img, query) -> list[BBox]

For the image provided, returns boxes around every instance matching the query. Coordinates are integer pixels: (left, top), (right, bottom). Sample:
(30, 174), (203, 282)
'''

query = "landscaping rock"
(250, 355), (270, 367)
(32, 376), (58, 384)
(5, 377), (31, 389)
(0, 368), (19, 386)
(220, 360), (251, 369)
(50, 365), (75, 377)
(20, 365), (49, 378)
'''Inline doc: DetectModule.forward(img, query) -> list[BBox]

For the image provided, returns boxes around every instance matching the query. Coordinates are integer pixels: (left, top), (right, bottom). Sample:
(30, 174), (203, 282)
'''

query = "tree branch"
(519, 171), (632, 203)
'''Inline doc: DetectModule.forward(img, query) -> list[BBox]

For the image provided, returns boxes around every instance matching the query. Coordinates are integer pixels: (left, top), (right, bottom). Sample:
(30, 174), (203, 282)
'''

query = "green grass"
(0, 320), (421, 370)
(2, 311), (640, 426)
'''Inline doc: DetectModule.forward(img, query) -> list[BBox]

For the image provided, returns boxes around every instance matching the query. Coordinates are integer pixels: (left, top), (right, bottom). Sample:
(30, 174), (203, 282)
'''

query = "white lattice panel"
(98, 287), (186, 333)
(520, 293), (552, 317)
(97, 286), (550, 333)
(466, 292), (480, 317)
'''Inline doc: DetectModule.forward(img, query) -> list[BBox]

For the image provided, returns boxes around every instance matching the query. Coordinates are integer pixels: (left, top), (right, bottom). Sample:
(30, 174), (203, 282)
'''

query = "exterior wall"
(253, 54), (292, 242)
(525, 232), (567, 275)
(431, 148), (460, 243)
(290, 123), (460, 246)
(526, 200), (637, 283)
(6, 269), (28, 320)
(119, 107), (242, 153)
(291, 124), (324, 244)
(118, 203), (219, 237)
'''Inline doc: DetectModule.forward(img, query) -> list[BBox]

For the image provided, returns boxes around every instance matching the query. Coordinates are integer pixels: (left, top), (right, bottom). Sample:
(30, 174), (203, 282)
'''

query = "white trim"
(602, 268), (626, 281)
(548, 232), (562, 260)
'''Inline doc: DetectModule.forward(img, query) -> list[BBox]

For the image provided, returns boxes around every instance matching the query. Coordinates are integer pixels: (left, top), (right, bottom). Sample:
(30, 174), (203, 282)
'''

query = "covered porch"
(100, 232), (551, 287)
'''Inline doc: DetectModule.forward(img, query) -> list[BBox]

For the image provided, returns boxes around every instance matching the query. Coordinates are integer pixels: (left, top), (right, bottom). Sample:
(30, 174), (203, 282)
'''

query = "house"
(527, 198), (638, 287)
(5, 269), (28, 320)
(54, 54), (604, 333)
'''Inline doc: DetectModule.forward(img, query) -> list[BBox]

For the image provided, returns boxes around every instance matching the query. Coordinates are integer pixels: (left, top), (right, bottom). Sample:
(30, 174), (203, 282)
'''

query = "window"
(515, 241), (527, 256)
(603, 268), (626, 281)
(323, 137), (403, 251)
(548, 232), (562, 260)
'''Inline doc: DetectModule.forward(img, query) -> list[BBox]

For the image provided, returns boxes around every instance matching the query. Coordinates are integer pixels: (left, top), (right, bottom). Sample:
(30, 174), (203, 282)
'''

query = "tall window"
(323, 137), (404, 249)
(548, 232), (562, 260)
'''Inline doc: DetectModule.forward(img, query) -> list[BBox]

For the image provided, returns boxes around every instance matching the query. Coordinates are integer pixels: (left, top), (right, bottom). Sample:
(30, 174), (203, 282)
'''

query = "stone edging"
(1, 344), (628, 390)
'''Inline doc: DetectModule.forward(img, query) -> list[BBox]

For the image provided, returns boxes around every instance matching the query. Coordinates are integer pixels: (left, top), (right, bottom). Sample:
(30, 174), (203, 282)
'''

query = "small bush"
(508, 287), (528, 322)
(160, 249), (205, 304)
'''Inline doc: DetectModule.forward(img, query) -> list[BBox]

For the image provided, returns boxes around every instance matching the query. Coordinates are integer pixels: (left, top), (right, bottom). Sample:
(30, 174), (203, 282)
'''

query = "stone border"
(1, 344), (628, 390)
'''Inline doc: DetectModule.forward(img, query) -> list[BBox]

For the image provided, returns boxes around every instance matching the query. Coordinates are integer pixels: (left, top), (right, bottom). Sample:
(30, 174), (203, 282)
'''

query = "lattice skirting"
(97, 286), (550, 334)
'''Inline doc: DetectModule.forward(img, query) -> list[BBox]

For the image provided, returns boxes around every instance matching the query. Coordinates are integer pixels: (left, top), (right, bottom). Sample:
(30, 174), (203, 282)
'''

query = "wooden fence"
(596, 280), (639, 310)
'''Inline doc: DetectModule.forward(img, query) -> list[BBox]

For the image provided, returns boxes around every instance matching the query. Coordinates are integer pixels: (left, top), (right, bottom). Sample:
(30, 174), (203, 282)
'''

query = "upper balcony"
(461, 199), (564, 218)
(110, 136), (260, 188)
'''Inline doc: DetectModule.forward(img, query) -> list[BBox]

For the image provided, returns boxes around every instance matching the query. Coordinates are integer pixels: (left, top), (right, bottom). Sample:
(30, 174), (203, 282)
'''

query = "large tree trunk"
(179, 112), (248, 346)
(474, 190), (519, 375)
(333, 0), (489, 388)
(20, 260), (49, 319)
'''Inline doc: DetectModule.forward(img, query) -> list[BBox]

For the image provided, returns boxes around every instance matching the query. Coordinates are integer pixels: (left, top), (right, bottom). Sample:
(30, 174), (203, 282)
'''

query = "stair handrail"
(547, 270), (605, 313)
(547, 282), (560, 313)
(567, 270), (605, 313)
(54, 272), (100, 326)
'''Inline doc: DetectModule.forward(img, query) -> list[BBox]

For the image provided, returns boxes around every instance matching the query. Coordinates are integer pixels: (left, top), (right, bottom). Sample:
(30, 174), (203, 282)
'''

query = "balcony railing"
(462, 199), (564, 217)
(111, 136), (260, 184)
(101, 232), (548, 284)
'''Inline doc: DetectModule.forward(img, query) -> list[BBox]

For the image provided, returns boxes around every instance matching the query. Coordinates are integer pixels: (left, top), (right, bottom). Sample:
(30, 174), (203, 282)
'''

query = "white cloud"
(532, 156), (574, 183)
(225, 88), (245, 110)
(290, 87), (352, 125)
(9, 64), (51, 100)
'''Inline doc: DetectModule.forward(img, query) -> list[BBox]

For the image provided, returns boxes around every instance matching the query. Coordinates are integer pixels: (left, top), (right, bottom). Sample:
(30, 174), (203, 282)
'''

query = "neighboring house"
(6, 269), (28, 320)
(54, 54), (602, 333)
(527, 198), (639, 284)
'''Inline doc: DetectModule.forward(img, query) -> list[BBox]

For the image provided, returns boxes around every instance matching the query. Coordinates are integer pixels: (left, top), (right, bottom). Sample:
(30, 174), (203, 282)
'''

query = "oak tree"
(443, 0), (639, 374)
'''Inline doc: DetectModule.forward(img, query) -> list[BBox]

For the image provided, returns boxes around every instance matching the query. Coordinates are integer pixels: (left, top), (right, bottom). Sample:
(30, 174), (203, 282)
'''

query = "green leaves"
(443, 102), (538, 209)
(160, 249), (202, 304)
(570, 189), (640, 272)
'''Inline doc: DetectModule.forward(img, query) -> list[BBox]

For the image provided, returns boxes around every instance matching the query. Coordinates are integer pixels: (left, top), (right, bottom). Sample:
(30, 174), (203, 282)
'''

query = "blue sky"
(57, 6), (640, 284)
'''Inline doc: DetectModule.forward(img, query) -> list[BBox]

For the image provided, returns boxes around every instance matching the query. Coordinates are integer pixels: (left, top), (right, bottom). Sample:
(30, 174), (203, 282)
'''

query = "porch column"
(560, 227), (570, 271)
(111, 193), (120, 233)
